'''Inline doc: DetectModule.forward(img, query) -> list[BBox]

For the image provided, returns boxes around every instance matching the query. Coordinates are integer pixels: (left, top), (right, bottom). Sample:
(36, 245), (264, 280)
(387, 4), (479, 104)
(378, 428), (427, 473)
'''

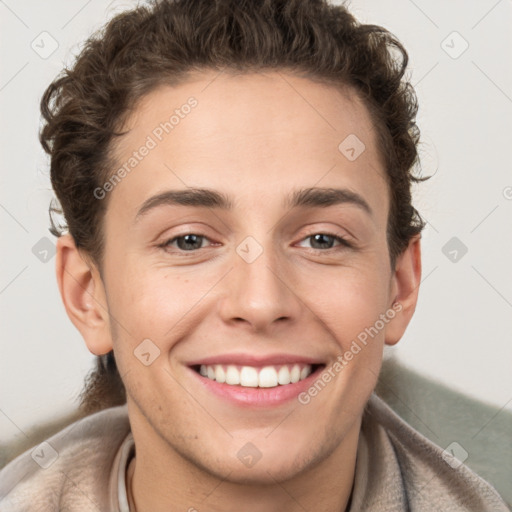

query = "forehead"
(108, 70), (388, 221)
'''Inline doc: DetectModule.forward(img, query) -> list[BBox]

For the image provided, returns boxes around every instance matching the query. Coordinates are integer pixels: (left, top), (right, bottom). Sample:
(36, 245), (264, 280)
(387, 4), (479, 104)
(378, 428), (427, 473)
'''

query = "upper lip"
(186, 353), (325, 367)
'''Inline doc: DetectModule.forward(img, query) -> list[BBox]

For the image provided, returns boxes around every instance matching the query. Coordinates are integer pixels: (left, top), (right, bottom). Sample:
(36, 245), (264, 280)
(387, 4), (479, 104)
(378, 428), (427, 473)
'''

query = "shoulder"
(360, 393), (509, 511)
(0, 405), (130, 512)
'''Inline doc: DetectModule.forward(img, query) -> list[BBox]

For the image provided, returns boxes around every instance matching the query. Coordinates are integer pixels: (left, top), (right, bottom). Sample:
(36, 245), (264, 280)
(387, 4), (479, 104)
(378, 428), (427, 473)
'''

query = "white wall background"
(1, 0), (511, 447)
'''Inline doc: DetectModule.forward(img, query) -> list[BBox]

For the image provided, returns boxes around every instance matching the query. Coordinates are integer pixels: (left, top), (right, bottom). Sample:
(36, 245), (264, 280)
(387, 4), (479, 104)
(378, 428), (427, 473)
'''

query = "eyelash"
(299, 231), (353, 251)
(158, 232), (352, 254)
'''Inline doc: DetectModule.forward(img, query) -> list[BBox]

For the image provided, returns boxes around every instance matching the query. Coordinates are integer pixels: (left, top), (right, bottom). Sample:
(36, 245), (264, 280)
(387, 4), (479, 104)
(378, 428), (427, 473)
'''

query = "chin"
(211, 437), (326, 484)
(214, 456), (312, 486)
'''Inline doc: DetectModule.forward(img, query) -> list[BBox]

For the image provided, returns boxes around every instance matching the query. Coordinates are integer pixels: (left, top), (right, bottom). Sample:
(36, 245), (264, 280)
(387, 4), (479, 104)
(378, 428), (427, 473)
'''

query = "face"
(90, 70), (405, 483)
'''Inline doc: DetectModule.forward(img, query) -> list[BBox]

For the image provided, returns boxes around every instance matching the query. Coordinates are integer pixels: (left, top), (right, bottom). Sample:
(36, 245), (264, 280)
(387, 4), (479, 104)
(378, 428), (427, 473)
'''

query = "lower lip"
(189, 366), (325, 407)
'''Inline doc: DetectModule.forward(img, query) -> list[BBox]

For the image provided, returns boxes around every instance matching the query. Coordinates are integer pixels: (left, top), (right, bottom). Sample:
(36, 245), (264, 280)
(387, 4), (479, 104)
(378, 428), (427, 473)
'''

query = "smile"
(187, 354), (326, 406)
(196, 363), (317, 388)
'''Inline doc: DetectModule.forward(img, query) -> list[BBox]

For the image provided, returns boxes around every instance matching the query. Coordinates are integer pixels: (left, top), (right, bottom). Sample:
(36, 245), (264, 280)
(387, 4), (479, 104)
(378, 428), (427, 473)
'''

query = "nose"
(217, 239), (303, 333)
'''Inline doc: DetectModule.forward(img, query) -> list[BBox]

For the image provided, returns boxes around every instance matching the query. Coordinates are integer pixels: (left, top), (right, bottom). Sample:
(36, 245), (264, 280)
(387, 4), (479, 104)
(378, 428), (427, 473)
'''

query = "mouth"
(191, 363), (324, 388)
(188, 360), (326, 407)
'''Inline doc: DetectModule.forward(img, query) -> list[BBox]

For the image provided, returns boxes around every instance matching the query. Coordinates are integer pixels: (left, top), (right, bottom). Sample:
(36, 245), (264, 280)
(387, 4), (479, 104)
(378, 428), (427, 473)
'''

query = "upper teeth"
(199, 364), (312, 388)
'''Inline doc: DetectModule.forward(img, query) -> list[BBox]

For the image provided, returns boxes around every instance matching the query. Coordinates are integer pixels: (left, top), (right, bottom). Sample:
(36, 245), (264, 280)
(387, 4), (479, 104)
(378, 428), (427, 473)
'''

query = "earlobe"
(55, 234), (113, 355)
(385, 235), (422, 346)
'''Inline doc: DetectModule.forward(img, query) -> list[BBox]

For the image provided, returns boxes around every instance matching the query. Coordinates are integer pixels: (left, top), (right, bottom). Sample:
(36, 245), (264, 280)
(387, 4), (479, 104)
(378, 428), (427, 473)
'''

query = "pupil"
(312, 234), (332, 249)
(178, 234), (202, 250)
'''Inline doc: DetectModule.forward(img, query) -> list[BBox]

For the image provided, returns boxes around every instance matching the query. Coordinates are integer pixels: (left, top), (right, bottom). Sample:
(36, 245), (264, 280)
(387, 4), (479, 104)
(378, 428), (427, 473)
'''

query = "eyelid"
(295, 231), (353, 249)
(158, 233), (216, 251)
(159, 230), (352, 254)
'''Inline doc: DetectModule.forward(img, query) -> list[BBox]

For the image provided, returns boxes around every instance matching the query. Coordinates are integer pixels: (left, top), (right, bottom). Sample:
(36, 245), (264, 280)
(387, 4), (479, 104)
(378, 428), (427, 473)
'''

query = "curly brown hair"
(40, 0), (426, 416)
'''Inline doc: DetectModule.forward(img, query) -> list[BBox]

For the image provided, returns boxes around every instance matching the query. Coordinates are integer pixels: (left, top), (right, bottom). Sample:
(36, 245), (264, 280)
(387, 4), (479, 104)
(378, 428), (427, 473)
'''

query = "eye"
(159, 232), (351, 254)
(160, 234), (212, 252)
(297, 232), (351, 251)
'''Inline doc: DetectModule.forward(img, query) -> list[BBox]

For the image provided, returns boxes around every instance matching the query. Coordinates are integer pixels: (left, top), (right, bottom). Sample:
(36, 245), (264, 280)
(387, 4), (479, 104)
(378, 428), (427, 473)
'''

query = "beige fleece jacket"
(0, 393), (509, 511)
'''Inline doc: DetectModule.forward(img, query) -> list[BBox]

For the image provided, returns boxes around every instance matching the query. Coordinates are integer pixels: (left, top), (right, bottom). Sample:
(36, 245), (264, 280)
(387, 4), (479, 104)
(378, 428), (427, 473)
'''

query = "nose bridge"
(219, 233), (300, 330)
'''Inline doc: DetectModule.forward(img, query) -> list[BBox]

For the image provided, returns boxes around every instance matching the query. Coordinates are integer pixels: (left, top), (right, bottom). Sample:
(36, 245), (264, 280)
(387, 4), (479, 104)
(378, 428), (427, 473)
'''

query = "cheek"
(305, 265), (392, 345)
(106, 262), (214, 352)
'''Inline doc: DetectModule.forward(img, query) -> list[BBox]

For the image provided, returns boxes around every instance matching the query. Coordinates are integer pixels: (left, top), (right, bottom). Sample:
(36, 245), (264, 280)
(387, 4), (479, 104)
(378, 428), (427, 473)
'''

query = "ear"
(55, 234), (113, 355)
(385, 235), (422, 346)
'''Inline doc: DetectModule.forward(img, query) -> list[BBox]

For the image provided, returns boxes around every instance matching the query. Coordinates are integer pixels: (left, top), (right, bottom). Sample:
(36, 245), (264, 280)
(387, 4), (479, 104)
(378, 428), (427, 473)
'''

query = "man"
(0, 0), (508, 510)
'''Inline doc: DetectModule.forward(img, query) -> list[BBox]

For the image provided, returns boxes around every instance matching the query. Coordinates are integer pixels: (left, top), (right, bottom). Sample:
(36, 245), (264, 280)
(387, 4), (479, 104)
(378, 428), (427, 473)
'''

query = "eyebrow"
(134, 186), (372, 222)
(285, 187), (372, 215)
(134, 188), (234, 222)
